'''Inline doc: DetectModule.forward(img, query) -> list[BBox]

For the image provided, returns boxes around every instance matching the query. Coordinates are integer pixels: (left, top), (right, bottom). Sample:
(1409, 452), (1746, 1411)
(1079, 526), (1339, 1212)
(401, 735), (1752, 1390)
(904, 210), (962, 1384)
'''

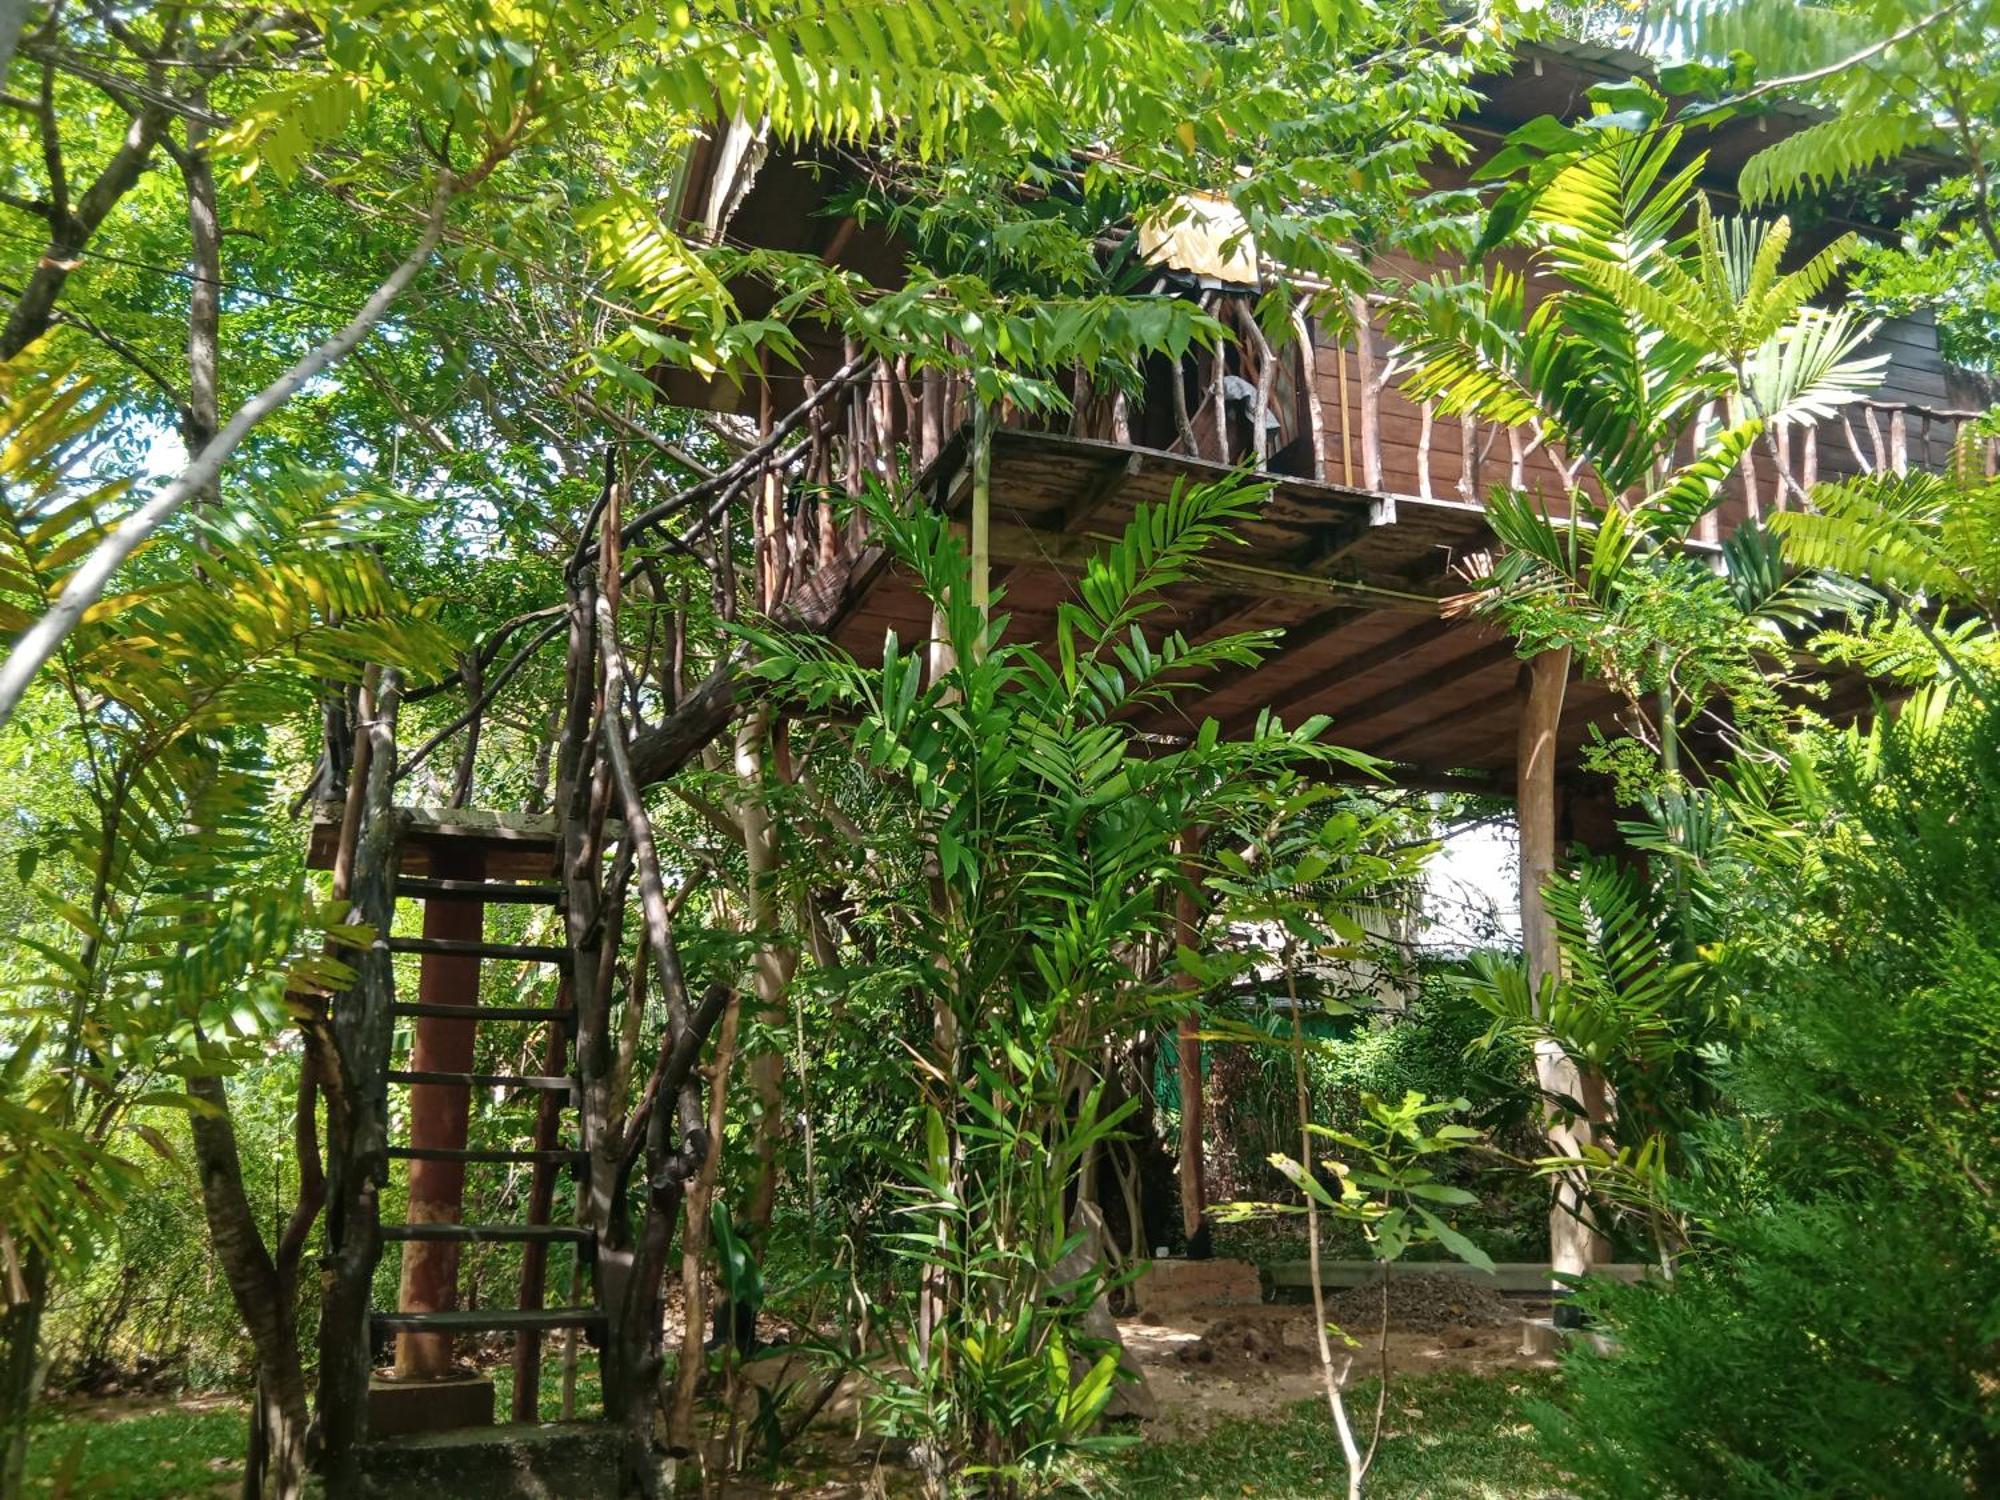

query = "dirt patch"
(1171, 1311), (1311, 1377)
(1121, 1295), (1554, 1435)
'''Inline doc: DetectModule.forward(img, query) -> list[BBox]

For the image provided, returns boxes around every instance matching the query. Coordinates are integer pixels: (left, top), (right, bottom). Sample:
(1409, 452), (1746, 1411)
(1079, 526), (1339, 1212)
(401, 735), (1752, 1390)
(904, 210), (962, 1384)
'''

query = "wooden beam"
(1054, 451), (1144, 534)
(1220, 616), (1458, 736)
(1284, 507), (1380, 573)
(986, 522), (1441, 614)
(1126, 603), (1377, 737)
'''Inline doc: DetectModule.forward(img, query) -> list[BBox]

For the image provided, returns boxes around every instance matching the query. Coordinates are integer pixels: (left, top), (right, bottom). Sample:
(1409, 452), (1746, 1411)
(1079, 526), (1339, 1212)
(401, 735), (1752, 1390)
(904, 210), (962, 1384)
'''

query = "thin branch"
(603, 352), (874, 557)
(1716, 0), (1967, 106)
(0, 173), (459, 731)
(397, 613), (565, 780)
(36, 60), (65, 223)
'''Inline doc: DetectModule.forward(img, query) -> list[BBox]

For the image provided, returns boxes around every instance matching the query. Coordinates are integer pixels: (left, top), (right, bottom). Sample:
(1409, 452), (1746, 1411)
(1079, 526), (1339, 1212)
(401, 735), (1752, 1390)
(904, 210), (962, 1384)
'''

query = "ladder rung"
(369, 1307), (603, 1334)
(387, 936), (569, 963)
(395, 877), (562, 905)
(387, 1146), (587, 1166)
(391, 1003), (574, 1025)
(381, 1223), (592, 1245)
(388, 1070), (575, 1093)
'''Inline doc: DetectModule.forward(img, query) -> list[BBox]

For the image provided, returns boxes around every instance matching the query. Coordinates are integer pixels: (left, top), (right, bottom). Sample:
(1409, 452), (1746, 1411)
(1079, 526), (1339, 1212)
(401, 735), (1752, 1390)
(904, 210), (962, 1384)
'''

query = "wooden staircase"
(372, 864), (606, 1403)
(303, 806), (615, 1425)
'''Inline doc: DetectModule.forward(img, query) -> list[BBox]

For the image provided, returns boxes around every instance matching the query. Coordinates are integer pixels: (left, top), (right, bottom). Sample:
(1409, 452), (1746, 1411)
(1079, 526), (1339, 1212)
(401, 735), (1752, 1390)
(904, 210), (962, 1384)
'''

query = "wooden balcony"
(726, 289), (1950, 792)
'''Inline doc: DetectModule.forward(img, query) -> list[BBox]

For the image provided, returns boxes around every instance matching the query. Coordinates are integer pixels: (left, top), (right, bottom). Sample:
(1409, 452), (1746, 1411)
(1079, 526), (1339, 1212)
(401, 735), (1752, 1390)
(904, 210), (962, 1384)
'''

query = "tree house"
(646, 33), (1985, 1293)
(662, 36), (1977, 798)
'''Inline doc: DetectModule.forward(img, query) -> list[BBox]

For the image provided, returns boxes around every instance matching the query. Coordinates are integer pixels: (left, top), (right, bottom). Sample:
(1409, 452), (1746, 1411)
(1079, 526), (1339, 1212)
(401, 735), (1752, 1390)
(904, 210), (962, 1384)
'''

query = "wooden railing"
(753, 294), (1998, 607)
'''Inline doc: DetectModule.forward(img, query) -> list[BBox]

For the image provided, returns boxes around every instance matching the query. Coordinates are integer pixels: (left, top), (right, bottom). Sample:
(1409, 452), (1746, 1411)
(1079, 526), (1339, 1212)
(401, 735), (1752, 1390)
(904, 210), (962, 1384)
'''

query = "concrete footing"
(1519, 1316), (1618, 1359)
(358, 1422), (621, 1499)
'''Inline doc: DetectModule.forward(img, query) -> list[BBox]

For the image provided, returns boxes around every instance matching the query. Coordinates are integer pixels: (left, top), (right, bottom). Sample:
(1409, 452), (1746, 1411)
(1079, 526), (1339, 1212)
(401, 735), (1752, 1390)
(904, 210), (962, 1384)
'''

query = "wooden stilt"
(394, 846), (486, 1380)
(1516, 650), (1606, 1304)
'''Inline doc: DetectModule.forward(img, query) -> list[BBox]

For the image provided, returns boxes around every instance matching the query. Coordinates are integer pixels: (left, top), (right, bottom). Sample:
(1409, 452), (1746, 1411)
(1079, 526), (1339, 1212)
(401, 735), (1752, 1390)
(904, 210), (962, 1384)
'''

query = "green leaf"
(1414, 1208), (1495, 1274)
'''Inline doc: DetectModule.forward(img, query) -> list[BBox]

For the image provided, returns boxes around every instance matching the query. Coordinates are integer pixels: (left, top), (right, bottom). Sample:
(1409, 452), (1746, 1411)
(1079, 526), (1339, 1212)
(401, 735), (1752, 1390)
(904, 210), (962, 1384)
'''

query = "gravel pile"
(1323, 1271), (1516, 1333)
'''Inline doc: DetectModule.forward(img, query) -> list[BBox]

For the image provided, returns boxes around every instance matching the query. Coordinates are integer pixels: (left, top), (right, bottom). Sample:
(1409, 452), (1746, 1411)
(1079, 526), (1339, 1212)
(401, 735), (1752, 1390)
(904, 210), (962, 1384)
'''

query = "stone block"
(1134, 1257), (1262, 1318)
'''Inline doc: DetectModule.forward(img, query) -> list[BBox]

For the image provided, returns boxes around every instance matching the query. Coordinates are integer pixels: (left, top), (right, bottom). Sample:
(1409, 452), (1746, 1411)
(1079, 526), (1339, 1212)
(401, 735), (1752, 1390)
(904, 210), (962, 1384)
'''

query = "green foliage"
(1650, 0), (2000, 371)
(1209, 979), (1542, 1259)
(1404, 120), (1883, 790)
(1538, 693), (2000, 1498)
(0, 359), (451, 1281)
(749, 477), (1396, 1488)
(1776, 420), (2000, 676)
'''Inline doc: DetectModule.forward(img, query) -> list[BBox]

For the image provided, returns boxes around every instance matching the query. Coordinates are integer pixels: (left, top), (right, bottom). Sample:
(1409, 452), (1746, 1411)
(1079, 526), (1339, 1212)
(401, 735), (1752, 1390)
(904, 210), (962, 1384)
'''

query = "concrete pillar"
(1516, 650), (1606, 1303)
(394, 845), (485, 1378)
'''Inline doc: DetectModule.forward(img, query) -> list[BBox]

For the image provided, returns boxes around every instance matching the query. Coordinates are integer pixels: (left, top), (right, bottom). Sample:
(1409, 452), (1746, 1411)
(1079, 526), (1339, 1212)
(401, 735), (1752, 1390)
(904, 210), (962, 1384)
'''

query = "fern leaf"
(1740, 113), (1925, 207)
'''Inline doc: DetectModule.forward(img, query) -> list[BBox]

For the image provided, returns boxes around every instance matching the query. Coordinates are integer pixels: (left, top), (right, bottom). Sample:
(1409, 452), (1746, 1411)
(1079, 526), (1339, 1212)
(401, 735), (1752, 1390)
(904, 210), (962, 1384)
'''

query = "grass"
(22, 1352), (606, 1499)
(25, 1397), (245, 1500)
(1119, 1370), (1570, 1500)
(28, 1365), (1563, 1499)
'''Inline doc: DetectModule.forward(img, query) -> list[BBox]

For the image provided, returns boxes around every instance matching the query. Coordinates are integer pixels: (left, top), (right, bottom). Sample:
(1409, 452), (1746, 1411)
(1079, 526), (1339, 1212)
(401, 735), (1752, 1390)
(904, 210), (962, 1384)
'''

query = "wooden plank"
(1368, 685), (1518, 762)
(390, 1003), (573, 1025)
(386, 936), (569, 964)
(381, 1224), (592, 1245)
(387, 1070), (576, 1093)
(987, 522), (1442, 614)
(1221, 616), (1459, 735)
(1128, 605), (1380, 734)
(1055, 451), (1144, 533)
(369, 1307), (604, 1334)
(1322, 638), (1521, 739)
(387, 1147), (587, 1166)
(395, 877), (561, 905)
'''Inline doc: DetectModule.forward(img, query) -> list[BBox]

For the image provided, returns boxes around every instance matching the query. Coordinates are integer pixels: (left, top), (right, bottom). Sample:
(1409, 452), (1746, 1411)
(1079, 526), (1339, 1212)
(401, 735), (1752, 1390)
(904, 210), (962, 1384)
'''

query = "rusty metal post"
(393, 845), (485, 1378)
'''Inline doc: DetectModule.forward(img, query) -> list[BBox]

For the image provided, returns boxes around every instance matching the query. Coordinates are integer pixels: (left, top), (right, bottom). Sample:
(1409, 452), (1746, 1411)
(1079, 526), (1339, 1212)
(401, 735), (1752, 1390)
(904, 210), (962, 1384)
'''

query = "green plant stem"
(1286, 948), (1366, 1498)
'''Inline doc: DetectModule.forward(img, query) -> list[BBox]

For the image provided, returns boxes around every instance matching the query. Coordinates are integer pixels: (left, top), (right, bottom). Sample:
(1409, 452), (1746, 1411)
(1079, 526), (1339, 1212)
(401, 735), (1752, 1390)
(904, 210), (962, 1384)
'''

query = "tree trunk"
(187, 1072), (312, 1500)
(1174, 832), (1207, 1252)
(181, 117), (221, 471)
(733, 707), (796, 1249)
(316, 677), (404, 1498)
(0, 1244), (48, 1498)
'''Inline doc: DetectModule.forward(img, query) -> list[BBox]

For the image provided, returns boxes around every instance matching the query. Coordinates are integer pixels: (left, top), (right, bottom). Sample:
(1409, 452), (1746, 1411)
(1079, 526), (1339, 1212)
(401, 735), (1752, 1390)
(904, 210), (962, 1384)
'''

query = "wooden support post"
(1174, 830), (1207, 1252)
(1416, 402), (1434, 500)
(1349, 294), (1382, 491)
(394, 845), (487, 1379)
(1290, 307), (1326, 483)
(1516, 650), (1606, 1307)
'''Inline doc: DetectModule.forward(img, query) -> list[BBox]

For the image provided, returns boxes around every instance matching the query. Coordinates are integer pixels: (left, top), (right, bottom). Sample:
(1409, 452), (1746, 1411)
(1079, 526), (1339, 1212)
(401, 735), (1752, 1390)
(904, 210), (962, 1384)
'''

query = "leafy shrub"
(1210, 969), (1545, 1262)
(1539, 699), (2000, 1499)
